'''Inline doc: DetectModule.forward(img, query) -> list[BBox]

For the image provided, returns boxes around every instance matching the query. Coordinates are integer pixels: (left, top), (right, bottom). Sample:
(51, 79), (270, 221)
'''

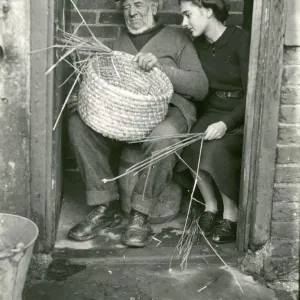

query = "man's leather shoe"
(68, 203), (122, 241)
(212, 219), (237, 244)
(122, 210), (151, 248)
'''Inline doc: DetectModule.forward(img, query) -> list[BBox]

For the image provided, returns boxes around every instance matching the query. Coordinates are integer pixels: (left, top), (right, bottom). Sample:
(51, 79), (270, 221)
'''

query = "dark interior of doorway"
(52, 0), (254, 261)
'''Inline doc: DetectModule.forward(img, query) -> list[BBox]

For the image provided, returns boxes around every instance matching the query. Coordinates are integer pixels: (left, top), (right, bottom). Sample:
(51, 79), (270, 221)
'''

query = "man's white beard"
(126, 8), (156, 35)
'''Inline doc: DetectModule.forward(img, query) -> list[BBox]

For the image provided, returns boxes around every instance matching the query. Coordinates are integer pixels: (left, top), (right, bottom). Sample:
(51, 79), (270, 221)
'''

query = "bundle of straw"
(102, 132), (206, 183)
(173, 200), (203, 269)
(45, 28), (115, 131)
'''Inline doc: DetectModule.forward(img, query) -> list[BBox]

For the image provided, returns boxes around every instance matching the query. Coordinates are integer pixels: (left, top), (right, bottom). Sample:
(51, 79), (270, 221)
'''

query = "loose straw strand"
(141, 155), (153, 202)
(197, 223), (244, 293)
(69, 0), (103, 48)
(53, 72), (80, 131)
(181, 138), (203, 240)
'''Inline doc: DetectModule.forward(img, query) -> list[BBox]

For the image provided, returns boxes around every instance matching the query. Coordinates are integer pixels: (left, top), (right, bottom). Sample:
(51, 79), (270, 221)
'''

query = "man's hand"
(133, 52), (162, 72)
(204, 121), (227, 140)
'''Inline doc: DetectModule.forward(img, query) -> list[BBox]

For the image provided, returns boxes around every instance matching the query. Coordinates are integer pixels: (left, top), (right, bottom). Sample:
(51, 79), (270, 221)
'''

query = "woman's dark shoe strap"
(198, 211), (218, 236)
(212, 219), (237, 244)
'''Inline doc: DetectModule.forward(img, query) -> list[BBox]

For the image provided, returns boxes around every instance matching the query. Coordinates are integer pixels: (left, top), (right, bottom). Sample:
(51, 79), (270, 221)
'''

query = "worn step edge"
(52, 245), (244, 266)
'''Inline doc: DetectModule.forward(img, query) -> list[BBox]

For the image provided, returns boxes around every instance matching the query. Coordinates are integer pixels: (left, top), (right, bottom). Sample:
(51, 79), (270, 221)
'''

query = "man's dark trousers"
(68, 106), (188, 215)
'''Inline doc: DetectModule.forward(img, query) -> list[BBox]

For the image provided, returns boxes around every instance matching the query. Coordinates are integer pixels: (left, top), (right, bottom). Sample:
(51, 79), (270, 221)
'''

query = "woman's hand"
(204, 121), (227, 140)
(133, 52), (162, 72)
(67, 94), (78, 115)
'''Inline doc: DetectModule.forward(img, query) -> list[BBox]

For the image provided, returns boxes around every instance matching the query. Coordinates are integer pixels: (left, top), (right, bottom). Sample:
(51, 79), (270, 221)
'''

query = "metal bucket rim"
(0, 213), (39, 250)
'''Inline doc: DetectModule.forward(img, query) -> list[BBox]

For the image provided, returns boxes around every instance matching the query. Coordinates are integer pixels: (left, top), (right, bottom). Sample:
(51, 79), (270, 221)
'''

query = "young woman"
(177, 0), (250, 243)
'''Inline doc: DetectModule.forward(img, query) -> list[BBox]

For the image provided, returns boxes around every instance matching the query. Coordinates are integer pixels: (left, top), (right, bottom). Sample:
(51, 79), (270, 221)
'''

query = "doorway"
(30, 0), (285, 255)
(53, 0), (254, 256)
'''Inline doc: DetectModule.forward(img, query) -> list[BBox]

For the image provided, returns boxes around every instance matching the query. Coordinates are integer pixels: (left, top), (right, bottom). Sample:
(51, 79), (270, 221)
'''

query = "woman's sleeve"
(220, 30), (251, 131)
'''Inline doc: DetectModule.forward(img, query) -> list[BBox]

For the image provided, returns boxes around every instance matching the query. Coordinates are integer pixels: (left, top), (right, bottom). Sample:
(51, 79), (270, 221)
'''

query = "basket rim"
(84, 51), (174, 102)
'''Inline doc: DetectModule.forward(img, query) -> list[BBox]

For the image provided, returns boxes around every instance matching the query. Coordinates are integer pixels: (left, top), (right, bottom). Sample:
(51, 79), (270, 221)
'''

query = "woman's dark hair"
(179, 0), (230, 23)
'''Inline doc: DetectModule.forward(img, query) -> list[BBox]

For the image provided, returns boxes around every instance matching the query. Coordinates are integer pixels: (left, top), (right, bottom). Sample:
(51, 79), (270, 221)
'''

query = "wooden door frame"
(237, 0), (286, 251)
(30, 0), (62, 252)
(29, 0), (286, 252)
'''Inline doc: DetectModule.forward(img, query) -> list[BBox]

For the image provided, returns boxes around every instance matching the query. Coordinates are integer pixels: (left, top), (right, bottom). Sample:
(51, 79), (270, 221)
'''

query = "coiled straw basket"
(78, 51), (174, 142)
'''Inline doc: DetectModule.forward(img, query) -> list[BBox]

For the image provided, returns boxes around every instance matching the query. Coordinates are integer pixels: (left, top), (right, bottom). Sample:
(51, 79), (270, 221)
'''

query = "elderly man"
(67, 0), (208, 247)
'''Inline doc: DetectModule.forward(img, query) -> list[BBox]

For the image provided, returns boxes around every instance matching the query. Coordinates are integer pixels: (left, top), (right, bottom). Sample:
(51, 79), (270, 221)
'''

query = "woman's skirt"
(176, 109), (244, 203)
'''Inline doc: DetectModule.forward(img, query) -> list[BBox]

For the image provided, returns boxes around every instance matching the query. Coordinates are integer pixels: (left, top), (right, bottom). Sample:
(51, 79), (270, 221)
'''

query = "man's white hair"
(116, 0), (164, 13)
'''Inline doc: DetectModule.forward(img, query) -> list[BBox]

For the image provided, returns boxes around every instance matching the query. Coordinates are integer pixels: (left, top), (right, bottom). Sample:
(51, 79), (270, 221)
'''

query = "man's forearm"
(161, 65), (208, 101)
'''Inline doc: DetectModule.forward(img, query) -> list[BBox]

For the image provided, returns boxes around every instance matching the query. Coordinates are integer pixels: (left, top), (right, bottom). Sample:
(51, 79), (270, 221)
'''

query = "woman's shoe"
(198, 211), (218, 236)
(212, 219), (237, 244)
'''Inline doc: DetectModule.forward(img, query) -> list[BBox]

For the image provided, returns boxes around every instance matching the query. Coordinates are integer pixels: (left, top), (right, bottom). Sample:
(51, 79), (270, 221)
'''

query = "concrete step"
(55, 171), (243, 266)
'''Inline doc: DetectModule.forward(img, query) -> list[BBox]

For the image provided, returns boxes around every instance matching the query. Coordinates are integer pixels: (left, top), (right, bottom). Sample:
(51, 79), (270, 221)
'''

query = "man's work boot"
(68, 202), (123, 241)
(122, 210), (151, 248)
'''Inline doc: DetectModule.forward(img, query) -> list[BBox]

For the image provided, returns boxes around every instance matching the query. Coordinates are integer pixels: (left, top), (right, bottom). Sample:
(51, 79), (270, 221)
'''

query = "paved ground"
(22, 172), (295, 300)
(24, 259), (279, 300)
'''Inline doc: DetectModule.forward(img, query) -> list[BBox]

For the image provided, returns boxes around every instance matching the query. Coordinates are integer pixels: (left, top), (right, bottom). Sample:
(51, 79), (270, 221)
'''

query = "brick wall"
(70, 0), (244, 41)
(263, 0), (300, 286)
(264, 22), (300, 287)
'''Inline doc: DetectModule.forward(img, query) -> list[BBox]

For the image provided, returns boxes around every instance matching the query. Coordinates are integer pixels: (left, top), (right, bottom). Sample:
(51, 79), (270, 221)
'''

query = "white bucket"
(0, 213), (39, 300)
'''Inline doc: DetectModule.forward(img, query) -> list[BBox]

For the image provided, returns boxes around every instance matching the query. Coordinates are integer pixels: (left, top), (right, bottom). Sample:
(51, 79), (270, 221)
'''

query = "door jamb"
(30, 0), (57, 251)
(237, 0), (286, 251)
